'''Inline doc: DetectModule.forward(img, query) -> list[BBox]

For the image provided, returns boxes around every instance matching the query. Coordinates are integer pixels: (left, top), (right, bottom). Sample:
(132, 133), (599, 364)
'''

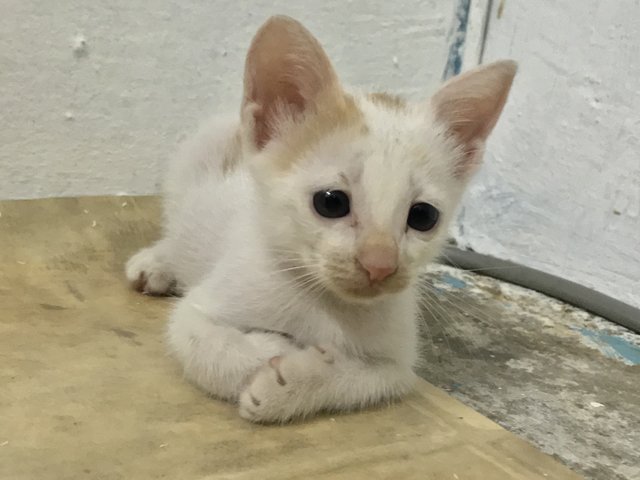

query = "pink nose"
(361, 264), (397, 282)
(357, 242), (398, 283)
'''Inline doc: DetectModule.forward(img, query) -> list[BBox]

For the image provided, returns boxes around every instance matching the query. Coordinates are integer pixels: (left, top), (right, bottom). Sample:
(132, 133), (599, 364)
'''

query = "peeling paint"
(442, 0), (470, 79)
(575, 327), (640, 366)
(439, 273), (468, 289)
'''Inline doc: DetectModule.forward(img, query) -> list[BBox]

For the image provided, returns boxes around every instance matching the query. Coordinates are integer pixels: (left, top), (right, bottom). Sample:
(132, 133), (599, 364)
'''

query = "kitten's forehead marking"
(272, 93), (365, 171)
(341, 160), (364, 185)
(356, 163), (413, 232)
(367, 92), (407, 111)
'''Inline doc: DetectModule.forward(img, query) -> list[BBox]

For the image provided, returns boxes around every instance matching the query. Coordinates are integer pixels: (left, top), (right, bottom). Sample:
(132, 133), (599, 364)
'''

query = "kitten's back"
(161, 115), (253, 289)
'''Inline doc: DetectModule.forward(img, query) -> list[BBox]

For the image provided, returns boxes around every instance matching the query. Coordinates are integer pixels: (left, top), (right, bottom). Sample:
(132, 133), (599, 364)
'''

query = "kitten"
(126, 15), (516, 423)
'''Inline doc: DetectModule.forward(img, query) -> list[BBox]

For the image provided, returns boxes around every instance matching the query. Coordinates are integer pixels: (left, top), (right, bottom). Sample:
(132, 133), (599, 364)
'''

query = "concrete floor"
(416, 265), (640, 480)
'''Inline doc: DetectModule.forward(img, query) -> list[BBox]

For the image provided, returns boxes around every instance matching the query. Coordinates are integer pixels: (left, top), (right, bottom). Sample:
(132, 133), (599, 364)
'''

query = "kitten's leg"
(168, 300), (300, 401)
(125, 241), (180, 296)
(238, 345), (416, 423)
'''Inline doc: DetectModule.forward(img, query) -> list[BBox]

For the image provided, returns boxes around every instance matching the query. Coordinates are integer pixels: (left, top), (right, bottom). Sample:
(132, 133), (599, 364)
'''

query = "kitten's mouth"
(326, 274), (409, 303)
(338, 283), (382, 299)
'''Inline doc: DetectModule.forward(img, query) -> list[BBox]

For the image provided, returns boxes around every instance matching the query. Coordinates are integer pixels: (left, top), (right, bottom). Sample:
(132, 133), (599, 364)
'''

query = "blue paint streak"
(442, 0), (471, 80)
(441, 274), (467, 289)
(578, 328), (640, 365)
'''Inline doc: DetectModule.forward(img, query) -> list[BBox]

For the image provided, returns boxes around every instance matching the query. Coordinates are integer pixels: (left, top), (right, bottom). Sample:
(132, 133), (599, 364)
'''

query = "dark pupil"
(407, 203), (440, 231)
(313, 190), (350, 218)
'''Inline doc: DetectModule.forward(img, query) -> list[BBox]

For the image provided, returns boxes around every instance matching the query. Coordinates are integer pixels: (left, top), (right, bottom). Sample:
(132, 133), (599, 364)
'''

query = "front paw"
(125, 246), (180, 296)
(238, 346), (335, 423)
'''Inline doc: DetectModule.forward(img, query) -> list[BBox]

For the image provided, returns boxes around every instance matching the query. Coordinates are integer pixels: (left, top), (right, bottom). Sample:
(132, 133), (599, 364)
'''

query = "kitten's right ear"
(431, 60), (517, 178)
(241, 16), (341, 149)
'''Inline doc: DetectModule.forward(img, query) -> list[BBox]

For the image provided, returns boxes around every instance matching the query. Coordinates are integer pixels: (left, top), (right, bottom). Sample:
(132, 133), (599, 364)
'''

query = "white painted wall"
(0, 0), (450, 199)
(457, 1), (640, 308)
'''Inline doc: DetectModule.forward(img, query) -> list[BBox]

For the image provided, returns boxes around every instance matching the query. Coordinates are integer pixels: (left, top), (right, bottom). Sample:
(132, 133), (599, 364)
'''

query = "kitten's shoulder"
(164, 113), (244, 195)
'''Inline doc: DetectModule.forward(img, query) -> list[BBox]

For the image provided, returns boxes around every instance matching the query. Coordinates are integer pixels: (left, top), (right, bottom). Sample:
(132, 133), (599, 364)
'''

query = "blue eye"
(313, 190), (350, 218)
(407, 203), (439, 231)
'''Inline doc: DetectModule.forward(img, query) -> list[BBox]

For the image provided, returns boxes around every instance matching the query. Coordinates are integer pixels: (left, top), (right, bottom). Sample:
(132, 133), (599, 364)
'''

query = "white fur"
(124, 17), (516, 420)
(125, 93), (475, 423)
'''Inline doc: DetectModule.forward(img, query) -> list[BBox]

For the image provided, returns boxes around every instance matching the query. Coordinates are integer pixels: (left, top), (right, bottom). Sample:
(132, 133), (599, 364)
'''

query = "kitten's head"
(240, 16), (516, 303)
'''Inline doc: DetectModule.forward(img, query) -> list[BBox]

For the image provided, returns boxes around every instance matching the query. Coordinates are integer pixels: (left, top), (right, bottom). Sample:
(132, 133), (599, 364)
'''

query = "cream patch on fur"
(367, 92), (407, 111)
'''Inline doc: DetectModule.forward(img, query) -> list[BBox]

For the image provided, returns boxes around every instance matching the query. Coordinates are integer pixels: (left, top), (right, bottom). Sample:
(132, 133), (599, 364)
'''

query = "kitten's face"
(241, 16), (515, 303)
(253, 98), (466, 303)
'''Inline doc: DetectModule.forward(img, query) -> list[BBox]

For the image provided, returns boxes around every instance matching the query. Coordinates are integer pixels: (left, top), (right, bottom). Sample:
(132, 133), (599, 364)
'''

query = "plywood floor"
(0, 197), (582, 480)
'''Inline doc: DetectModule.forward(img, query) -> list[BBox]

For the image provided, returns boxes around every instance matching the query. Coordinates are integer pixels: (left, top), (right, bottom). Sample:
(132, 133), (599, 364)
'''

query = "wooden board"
(0, 197), (582, 480)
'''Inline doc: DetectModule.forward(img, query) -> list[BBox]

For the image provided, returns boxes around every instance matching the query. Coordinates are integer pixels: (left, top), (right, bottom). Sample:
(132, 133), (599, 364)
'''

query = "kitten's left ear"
(431, 60), (517, 177)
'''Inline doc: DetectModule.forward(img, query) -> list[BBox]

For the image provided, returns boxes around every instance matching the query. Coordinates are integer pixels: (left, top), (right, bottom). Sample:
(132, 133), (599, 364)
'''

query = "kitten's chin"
(324, 277), (410, 305)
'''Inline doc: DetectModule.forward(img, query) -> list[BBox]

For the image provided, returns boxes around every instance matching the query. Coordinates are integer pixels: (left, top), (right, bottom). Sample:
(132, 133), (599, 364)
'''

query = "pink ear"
(242, 16), (340, 149)
(431, 60), (517, 177)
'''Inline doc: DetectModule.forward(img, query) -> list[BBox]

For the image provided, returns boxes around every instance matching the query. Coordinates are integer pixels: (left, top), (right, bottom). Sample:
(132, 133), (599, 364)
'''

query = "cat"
(125, 15), (516, 423)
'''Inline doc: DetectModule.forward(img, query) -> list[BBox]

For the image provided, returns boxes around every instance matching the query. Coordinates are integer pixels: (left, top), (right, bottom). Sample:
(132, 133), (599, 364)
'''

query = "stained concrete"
(416, 265), (640, 480)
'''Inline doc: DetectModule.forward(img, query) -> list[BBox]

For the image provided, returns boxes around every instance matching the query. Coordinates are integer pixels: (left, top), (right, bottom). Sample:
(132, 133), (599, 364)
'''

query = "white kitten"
(126, 15), (516, 423)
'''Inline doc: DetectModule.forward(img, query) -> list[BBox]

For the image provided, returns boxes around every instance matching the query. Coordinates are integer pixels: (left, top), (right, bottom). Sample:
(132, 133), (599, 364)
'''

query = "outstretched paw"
(238, 345), (335, 423)
(125, 246), (181, 296)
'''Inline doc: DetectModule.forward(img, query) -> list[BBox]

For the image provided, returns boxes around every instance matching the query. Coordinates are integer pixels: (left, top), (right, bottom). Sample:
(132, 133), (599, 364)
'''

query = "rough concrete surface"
(417, 265), (640, 480)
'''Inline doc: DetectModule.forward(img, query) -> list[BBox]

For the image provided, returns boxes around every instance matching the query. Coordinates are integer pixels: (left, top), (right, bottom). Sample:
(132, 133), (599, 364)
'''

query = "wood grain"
(0, 196), (582, 480)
